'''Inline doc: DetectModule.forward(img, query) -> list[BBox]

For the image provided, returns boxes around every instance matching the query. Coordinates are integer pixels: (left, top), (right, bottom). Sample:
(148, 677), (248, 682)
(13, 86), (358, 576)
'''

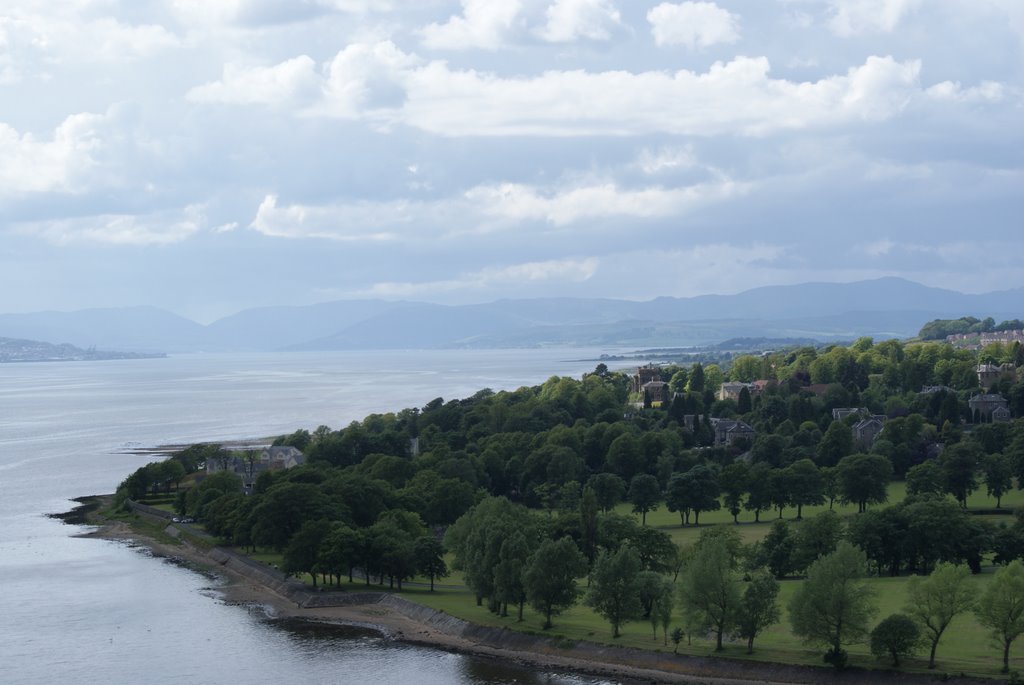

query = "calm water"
(0, 350), (619, 685)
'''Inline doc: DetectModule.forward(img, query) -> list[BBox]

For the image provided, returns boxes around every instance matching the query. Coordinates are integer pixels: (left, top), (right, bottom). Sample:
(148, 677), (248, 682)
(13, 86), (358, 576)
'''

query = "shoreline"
(68, 498), (996, 685)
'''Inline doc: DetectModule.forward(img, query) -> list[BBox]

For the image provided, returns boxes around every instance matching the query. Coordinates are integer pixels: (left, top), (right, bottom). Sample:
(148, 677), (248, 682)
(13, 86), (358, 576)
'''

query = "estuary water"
(0, 350), (617, 685)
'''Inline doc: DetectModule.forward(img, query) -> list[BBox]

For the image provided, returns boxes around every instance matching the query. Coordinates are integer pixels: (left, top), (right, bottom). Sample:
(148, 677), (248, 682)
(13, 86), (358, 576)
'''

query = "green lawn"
(399, 570), (1011, 677)
(220, 479), (1024, 678)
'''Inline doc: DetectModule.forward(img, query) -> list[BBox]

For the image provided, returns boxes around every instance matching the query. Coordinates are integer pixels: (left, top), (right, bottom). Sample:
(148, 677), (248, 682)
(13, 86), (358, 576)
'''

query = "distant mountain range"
(1, 278), (1021, 353)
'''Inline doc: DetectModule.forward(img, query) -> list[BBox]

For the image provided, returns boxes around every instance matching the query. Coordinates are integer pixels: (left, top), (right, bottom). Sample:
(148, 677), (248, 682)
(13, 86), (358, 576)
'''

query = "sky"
(1, 0), (1022, 323)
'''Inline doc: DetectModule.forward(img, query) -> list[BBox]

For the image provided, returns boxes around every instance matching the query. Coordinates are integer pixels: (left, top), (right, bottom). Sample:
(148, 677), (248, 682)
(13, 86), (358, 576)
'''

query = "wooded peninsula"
(113, 323), (1024, 680)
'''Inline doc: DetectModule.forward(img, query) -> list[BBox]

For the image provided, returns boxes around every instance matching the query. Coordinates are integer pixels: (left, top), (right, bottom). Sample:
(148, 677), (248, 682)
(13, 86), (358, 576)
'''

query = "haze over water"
(0, 350), (616, 685)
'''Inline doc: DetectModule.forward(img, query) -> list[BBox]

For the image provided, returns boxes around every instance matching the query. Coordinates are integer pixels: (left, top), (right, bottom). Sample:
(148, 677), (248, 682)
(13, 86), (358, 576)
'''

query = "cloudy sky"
(1, 0), (1021, 322)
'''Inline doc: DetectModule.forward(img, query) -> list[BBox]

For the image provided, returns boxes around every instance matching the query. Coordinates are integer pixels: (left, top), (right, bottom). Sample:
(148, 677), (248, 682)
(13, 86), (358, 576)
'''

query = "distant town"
(0, 337), (164, 363)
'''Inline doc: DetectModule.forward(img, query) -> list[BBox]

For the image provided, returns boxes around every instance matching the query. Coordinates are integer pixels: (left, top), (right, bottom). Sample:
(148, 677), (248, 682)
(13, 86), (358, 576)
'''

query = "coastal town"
(96, 321), (1024, 681)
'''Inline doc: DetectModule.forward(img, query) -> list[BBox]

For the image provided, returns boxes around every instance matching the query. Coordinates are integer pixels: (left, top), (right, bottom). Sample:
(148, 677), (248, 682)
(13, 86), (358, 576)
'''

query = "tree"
(627, 473), (662, 525)
(756, 520), (796, 579)
(976, 559), (1024, 673)
(870, 614), (921, 667)
(940, 442), (981, 508)
(786, 511), (838, 574)
(651, 575), (675, 645)
(524, 537), (587, 629)
(587, 546), (643, 637)
(493, 532), (529, 619)
(789, 541), (877, 668)
(670, 627), (684, 653)
(785, 459), (824, 520)
(446, 497), (538, 612)
(736, 569), (780, 654)
(720, 461), (748, 524)
(818, 421), (853, 467)
(319, 523), (359, 584)
(905, 460), (945, 497)
(737, 386), (752, 414)
(744, 462), (774, 523)
(282, 519), (332, 587)
(414, 536), (448, 592)
(681, 536), (740, 651)
(666, 465), (721, 526)
(905, 562), (976, 669)
(688, 363), (705, 394)
(984, 453), (1013, 508)
(836, 453), (893, 513)
(579, 485), (600, 567)
(588, 473), (626, 513)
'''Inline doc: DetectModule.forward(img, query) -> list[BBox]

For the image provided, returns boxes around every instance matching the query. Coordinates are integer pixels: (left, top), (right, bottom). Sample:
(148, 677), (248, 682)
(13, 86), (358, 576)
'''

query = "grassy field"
(227, 480), (1024, 678)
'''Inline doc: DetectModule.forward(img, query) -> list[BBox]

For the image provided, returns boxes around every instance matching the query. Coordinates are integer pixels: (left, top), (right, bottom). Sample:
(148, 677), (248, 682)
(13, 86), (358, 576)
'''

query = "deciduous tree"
(870, 614), (921, 667)
(789, 541), (877, 668)
(976, 559), (1024, 673)
(525, 537), (587, 629)
(587, 546), (643, 638)
(905, 562), (976, 669)
(736, 568), (780, 654)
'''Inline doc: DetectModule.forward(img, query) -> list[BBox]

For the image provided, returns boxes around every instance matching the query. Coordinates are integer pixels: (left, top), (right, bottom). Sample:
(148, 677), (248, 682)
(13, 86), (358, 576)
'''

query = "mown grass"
(222, 479), (1024, 678)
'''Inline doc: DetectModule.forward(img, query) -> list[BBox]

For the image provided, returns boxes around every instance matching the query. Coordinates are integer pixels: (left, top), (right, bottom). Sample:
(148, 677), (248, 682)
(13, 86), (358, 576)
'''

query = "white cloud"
(239, 42), (937, 136)
(188, 40), (1013, 138)
(828, 0), (921, 37)
(420, 0), (524, 50)
(0, 113), (104, 194)
(319, 41), (420, 117)
(187, 56), (319, 105)
(926, 80), (1005, 104)
(538, 0), (622, 43)
(168, 0), (389, 28)
(359, 257), (600, 298)
(465, 178), (745, 226)
(647, 1), (740, 49)
(11, 204), (207, 246)
(634, 145), (697, 174)
(248, 174), (746, 242)
(0, 12), (179, 68)
(249, 194), (406, 241)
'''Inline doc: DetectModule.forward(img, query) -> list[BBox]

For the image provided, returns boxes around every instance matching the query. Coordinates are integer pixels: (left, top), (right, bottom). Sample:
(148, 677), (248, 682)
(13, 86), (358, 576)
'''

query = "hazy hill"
(2, 278), (1022, 352)
(0, 306), (206, 353)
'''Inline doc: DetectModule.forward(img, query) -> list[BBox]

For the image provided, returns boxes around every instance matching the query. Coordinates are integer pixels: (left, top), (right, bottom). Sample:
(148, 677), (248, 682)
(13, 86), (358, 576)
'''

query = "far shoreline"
(58, 496), (997, 685)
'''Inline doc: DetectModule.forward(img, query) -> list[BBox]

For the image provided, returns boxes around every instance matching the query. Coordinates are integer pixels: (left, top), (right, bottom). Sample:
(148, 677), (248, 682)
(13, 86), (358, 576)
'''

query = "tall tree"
(905, 562), (976, 669)
(628, 473), (662, 526)
(984, 453), (1014, 508)
(579, 485), (600, 567)
(789, 541), (877, 668)
(414, 536), (448, 592)
(744, 462), (774, 523)
(940, 442), (982, 508)
(587, 472), (627, 513)
(282, 519), (333, 587)
(524, 537), (587, 629)
(680, 536), (740, 651)
(785, 458), (824, 520)
(720, 461), (749, 524)
(493, 532), (530, 619)
(736, 569), (781, 654)
(818, 421), (853, 467)
(836, 453), (893, 513)
(666, 465), (721, 526)
(976, 559), (1024, 673)
(586, 546), (643, 638)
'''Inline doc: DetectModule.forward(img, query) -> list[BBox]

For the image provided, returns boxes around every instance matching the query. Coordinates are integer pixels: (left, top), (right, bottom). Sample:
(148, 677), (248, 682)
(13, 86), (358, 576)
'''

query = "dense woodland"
(117, 333), (1024, 670)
